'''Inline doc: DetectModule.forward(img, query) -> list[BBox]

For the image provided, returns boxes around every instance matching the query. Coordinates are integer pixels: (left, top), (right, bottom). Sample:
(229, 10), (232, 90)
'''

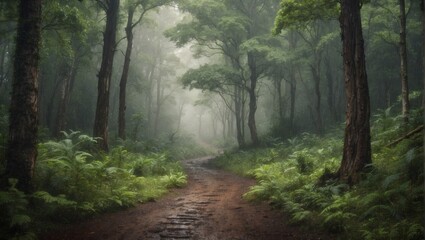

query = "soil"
(42, 156), (330, 240)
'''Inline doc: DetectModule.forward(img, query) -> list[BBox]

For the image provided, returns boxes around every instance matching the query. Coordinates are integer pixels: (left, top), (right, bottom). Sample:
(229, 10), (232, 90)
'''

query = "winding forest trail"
(43, 157), (329, 240)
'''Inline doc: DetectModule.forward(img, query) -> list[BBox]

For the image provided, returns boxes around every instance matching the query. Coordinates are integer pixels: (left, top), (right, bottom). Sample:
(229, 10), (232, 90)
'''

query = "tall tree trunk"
(325, 57), (338, 122)
(289, 68), (296, 135)
(338, 0), (372, 184)
(234, 85), (245, 147)
(275, 77), (284, 124)
(287, 32), (298, 136)
(54, 59), (78, 137)
(399, 0), (410, 123)
(93, 0), (120, 151)
(311, 56), (323, 134)
(198, 113), (203, 139)
(118, 7), (135, 140)
(3, 0), (41, 193)
(154, 74), (162, 138)
(45, 70), (63, 130)
(0, 43), (8, 88)
(421, 0), (424, 194)
(247, 53), (259, 146)
(146, 66), (155, 139)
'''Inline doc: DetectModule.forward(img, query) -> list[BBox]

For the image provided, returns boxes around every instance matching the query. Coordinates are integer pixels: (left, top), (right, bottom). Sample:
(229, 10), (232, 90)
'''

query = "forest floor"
(42, 156), (331, 240)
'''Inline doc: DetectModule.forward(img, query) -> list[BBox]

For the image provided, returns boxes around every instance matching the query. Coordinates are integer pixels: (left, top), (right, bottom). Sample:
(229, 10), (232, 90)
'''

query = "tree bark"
(154, 74), (162, 138)
(399, 0), (410, 123)
(3, 0), (42, 193)
(325, 57), (338, 122)
(145, 65), (155, 139)
(54, 59), (78, 138)
(275, 76), (284, 124)
(118, 6), (135, 140)
(311, 56), (323, 135)
(338, 0), (372, 184)
(0, 43), (8, 88)
(93, 0), (120, 151)
(234, 84), (245, 147)
(289, 68), (296, 135)
(421, 0), (425, 199)
(247, 53), (259, 146)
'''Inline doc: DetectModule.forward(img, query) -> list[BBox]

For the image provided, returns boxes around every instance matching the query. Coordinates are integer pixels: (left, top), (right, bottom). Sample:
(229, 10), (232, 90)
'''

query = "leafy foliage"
(213, 106), (424, 239)
(180, 64), (240, 92)
(273, 0), (339, 34)
(0, 179), (35, 240)
(1, 131), (189, 237)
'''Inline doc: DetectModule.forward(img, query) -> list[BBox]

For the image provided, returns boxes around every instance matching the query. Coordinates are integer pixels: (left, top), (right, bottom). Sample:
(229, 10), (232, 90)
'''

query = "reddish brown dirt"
(42, 157), (330, 240)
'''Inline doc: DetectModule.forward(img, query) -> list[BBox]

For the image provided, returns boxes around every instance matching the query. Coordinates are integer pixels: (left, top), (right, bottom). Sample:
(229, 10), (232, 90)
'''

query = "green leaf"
(10, 214), (31, 227)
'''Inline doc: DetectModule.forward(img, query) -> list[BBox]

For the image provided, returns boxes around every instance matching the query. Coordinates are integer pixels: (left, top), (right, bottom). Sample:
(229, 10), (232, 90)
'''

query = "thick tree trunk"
(338, 0), (372, 184)
(399, 0), (410, 123)
(421, 0), (424, 194)
(3, 0), (42, 193)
(247, 53), (259, 146)
(118, 7), (135, 140)
(93, 0), (119, 151)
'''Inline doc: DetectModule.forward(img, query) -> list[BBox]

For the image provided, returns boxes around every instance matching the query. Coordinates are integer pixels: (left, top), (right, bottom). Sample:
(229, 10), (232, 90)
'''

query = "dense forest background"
(0, 0), (423, 148)
(0, 0), (424, 239)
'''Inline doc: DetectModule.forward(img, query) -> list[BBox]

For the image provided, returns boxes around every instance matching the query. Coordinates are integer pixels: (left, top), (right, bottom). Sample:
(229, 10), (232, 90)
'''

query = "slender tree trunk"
(45, 71), (63, 130)
(93, 0), (120, 151)
(399, 0), (410, 123)
(275, 77), (284, 124)
(3, 0), (42, 193)
(234, 85), (245, 147)
(154, 74), (162, 138)
(338, 0), (372, 184)
(146, 66), (155, 138)
(287, 32), (298, 135)
(247, 53), (259, 146)
(176, 102), (185, 132)
(325, 57), (338, 122)
(54, 58), (78, 137)
(198, 113), (203, 139)
(311, 56), (323, 134)
(0, 43), (8, 88)
(228, 106), (234, 139)
(289, 68), (296, 135)
(118, 7), (135, 140)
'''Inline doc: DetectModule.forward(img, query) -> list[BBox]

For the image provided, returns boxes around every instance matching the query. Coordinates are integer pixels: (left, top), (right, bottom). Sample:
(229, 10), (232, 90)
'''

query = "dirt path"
(42, 157), (328, 240)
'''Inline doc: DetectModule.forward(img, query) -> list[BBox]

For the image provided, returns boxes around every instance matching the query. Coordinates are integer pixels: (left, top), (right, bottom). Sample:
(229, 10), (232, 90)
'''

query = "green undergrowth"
(116, 133), (212, 161)
(212, 107), (424, 240)
(0, 131), (190, 240)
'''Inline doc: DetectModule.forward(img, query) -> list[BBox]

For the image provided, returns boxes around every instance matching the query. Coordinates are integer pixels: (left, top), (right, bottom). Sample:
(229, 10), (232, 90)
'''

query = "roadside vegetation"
(213, 103), (424, 240)
(0, 129), (208, 239)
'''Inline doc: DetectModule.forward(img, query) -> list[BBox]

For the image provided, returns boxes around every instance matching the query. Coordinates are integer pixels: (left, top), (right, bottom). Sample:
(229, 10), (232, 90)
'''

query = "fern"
(0, 179), (34, 240)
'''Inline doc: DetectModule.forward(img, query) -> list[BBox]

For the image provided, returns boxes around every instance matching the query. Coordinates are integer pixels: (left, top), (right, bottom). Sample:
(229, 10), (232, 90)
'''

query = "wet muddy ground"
(42, 157), (329, 240)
